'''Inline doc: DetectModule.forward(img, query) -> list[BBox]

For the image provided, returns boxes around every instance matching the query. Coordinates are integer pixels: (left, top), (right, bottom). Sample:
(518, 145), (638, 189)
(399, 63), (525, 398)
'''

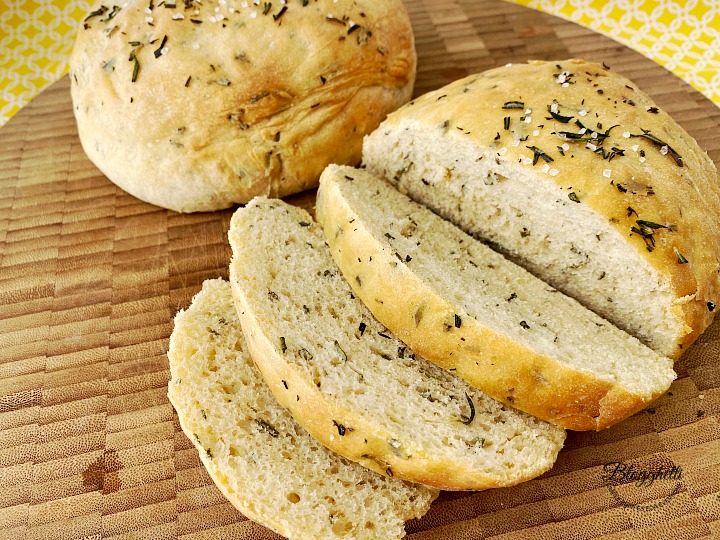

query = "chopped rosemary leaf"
(273, 5), (287, 21)
(255, 419), (279, 437)
(460, 392), (475, 425)
(334, 340), (347, 362)
(568, 192), (580, 203)
(502, 101), (524, 109)
(333, 420), (346, 436)
(454, 314), (462, 328)
(84, 6), (108, 21)
(131, 57), (140, 82)
(708, 302), (716, 312)
(184, 75), (191, 87)
(503, 116), (510, 130)
(153, 35), (168, 58)
(262, 2), (271, 15)
(547, 106), (573, 123)
(526, 146), (554, 165)
(674, 248), (688, 264)
(630, 129), (684, 167)
(279, 336), (287, 353)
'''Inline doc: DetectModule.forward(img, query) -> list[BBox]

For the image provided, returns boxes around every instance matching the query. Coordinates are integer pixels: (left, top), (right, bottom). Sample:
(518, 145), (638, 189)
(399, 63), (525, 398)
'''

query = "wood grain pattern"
(1, 0), (719, 538)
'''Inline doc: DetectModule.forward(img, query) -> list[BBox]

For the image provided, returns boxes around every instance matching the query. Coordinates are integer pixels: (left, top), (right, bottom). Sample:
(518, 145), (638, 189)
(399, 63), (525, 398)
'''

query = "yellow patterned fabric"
(0, 0), (719, 127)
(0, 0), (90, 125)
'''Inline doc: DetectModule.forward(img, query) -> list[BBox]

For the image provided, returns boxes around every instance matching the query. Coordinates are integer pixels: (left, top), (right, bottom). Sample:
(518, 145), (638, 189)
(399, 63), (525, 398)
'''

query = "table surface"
(1, 0), (719, 128)
(2, 0), (720, 539)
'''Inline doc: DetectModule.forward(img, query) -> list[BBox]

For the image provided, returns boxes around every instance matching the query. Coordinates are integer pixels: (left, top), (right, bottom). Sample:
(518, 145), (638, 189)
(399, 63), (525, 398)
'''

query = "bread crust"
(70, 0), (415, 212)
(316, 165), (674, 431)
(168, 279), (437, 539)
(364, 59), (719, 358)
(228, 200), (565, 490)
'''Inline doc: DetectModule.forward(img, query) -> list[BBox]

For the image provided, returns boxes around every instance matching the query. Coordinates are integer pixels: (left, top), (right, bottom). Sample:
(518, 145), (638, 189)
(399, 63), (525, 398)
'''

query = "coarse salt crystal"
(160, 46), (168, 55)
(144, 7), (152, 13)
(498, 147), (507, 156)
(561, 143), (570, 151)
(523, 157), (533, 165)
(579, 109), (587, 116)
(241, 1), (247, 6)
(562, 82), (570, 88)
(542, 163), (550, 173)
(250, 10), (257, 17)
(586, 142), (597, 151)
(631, 144), (639, 152)
(603, 169), (612, 178)
(550, 103), (559, 113)
(512, 140), (520, 147)
(533, 130), (540, 136)
(549, 168), (559, 176)
(622, 131), (631, 138)
(579, 128), (587, 135)
(524, 116), (532, 124)
(145, 16), (153, 22)
(524, 109), (532, 115)
(639, 157), (646, 163)
(660, 145), (669, 155)
(172, 12), (184, 19)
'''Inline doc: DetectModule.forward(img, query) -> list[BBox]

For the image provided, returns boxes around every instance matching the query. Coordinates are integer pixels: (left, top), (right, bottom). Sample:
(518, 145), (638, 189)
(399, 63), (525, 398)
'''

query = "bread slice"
(362, 59), (720, 360)
(315, 165), (676, 431)
(228, 198), (566, 491)
(167, 278), (437, 539)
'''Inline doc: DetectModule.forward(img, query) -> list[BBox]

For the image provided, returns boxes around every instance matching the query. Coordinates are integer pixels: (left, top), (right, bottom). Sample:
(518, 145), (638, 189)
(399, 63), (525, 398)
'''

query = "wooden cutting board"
(2, 1), (720, 538)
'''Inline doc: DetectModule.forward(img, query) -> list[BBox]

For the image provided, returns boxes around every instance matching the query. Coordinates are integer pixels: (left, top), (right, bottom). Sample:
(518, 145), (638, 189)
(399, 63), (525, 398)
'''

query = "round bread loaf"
(363, 59), (720, 359)
(70, 0), (416, 212)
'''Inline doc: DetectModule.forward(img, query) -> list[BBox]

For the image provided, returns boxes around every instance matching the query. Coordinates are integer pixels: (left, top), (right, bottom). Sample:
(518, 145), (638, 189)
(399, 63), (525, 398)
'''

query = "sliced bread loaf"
(228, 198), (566, 491)
(362, 59), (720, 360)
(167, 278), (437, 539)
(316, 165), (676, 431)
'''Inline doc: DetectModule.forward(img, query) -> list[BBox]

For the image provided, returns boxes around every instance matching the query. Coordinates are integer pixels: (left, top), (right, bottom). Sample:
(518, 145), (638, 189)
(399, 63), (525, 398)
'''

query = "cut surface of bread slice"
(228, 199), (566, 491)
(167, 279), (437, 539)
(316, 165), (676, 431)
(362, 59), (720, 360)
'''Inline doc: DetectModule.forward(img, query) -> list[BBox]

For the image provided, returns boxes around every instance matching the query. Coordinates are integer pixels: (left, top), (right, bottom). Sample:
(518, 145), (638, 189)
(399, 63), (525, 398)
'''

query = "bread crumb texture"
(363, 59), (720, 360)
(316, 164), (676, 431)
(70, 0), (415, 211)
(168, 279), (436, 539)
(228, 198), (565, 491)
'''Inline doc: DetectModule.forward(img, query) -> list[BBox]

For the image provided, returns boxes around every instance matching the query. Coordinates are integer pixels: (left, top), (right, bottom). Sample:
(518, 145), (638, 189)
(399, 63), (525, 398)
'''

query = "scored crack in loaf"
(70, 0), (415, 212)
(228, 198), (566, 491)
(316, 165), (676, 431)
(167, 279), (437, 540)
(362, 59), (720, 360)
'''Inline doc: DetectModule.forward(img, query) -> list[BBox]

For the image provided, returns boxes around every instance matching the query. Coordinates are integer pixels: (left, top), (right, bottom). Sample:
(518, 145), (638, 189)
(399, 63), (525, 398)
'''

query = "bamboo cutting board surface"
(2, 1), (720, 538)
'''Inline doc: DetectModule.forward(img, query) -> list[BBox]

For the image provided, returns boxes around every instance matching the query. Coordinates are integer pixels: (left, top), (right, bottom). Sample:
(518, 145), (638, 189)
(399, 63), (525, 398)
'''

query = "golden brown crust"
(371, 59), (720, 358)
(228, 201), (565, 490)
(70, 0), (415, 212)
(316, 167), (670, 431)
(231, 267), (558, 490)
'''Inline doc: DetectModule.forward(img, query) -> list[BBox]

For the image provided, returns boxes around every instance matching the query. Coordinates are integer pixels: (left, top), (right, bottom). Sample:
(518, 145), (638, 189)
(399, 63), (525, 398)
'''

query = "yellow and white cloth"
(1, 0), (719, 127)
